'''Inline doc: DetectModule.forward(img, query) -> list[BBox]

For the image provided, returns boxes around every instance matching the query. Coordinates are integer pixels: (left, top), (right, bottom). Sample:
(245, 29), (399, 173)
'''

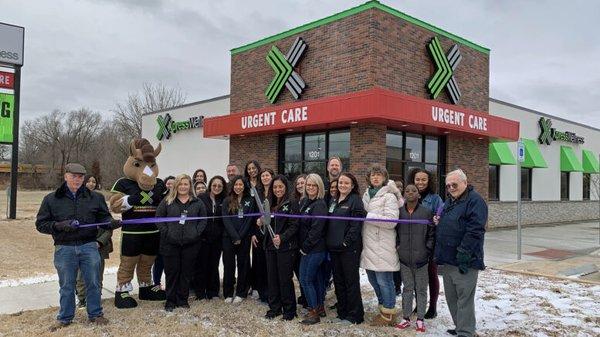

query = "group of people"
(37, 153), (487, 337)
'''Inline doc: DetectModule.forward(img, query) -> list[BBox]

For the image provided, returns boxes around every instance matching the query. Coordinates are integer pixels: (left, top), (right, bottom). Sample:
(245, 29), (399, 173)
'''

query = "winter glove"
(456, 249), (472, 274)
(54, 220), (79, 232)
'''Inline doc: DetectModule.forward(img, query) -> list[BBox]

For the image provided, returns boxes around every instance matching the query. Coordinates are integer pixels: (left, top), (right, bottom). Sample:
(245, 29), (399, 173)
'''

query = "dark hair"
(164, 175), (176, 183)
(207, 175), (227, 199)
(329, 178), (339, 198)
(227, 175), (250, 213)
(365, 163), (389, 187)
(292, 174), (307, 202)
(338, 172), (360, 196)
(260, 168), (275, 186)
(269, 174), (291, 210)
(85, 175), (98, 190)
(407, 168), (436, 195)
(244, 160), (262, 181)
(192, 169), (207, 183)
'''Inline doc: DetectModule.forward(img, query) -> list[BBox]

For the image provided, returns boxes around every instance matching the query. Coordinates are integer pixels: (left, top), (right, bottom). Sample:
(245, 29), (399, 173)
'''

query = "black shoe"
(264, 310), (282, 319)
(139, 285), (166, 301)
(114, 291), (138, 309)
(424, 307), (437, 319)
(165, 303), (175, 312)
(447, 329), (457, 335)
(178, 302), (190, 309)
(282, 313), (297, 321)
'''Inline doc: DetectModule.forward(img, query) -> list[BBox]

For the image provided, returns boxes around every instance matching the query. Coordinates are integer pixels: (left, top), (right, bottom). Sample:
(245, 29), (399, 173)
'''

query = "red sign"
(204, 88), (519, 141)
(0, 71), (14, 90)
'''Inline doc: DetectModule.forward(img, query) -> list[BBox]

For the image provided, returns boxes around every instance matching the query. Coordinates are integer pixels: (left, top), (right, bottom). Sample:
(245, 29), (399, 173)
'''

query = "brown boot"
(89, 316), (109, 326)
(370, 307), (396, 327)
(300, 309), (321, 325)
(48, 321), (70, 332)
(316, 304), (326, 317)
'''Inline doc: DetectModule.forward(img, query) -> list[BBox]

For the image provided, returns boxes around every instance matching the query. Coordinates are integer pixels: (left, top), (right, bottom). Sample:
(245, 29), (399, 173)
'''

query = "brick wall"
(229, 7), (490, 198)
(349, 124), (387, 192)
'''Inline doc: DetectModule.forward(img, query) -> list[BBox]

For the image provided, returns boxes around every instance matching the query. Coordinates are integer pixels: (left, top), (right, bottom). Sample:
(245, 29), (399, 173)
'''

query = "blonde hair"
(165, 174), (193, 205)
(303, 173), (325, 199)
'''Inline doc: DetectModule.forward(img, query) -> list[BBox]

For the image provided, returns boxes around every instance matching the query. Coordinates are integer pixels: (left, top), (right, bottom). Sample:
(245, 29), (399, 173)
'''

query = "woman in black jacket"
(193, 176), (227, 300)
(249, 168), (274, 302)
(222, 175), (255, 304)
(155, 174), (207, 312)
(326, 172), (366, 324)
(298, 173), (328, 325)
(260, 175), (299, 320)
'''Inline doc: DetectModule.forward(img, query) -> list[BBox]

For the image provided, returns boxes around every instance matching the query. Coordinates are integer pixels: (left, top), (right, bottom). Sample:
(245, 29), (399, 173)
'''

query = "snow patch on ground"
(0, 266), (118, 288)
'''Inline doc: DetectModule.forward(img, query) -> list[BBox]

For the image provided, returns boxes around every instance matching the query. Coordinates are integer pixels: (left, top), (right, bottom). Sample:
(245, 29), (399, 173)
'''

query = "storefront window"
(489, 165), (499, 201)
(280, 129), (350, 179)
(521, 168), (532, 200)
(561, 172), (570, 200)
(583, 173), (591, 200)
(386, 131), (443, 191)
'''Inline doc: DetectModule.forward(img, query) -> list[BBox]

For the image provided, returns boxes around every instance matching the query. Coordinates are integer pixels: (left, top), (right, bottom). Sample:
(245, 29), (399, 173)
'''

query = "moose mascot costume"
(110, 138), (167, 308)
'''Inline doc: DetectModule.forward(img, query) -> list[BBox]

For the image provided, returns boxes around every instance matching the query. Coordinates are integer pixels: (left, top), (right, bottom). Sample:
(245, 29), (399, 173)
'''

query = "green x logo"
(538, 117), (553, 145)
(156, 114), (172, 141)
(265, 37), (308, 103)
(140, 191), (154, 205)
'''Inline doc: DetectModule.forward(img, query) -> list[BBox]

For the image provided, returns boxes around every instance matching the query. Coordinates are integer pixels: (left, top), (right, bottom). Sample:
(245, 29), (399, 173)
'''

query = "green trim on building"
(560, 146), (583, 172)
(582, 149), (599, 173)
(489, 142), (516, 165)
(521, 138), (548, 168)
(230, 0), (490, 55)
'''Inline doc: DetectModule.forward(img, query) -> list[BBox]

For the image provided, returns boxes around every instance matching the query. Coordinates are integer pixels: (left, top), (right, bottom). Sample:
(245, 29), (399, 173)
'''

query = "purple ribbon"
(75, 212), (430, 228)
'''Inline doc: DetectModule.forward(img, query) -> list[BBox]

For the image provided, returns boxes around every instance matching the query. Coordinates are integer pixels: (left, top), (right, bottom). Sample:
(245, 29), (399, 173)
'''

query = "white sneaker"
(233, 296), (244, 304)
(224, 297), (234, 303)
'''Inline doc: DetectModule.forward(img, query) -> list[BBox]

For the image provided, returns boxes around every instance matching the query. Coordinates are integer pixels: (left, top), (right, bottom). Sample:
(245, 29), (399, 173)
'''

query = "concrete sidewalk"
(1, 221), (599, 315)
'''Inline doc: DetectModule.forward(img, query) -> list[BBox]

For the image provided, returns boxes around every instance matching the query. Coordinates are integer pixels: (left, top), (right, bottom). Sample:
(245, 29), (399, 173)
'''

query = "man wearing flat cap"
(36, 163), (121, 331)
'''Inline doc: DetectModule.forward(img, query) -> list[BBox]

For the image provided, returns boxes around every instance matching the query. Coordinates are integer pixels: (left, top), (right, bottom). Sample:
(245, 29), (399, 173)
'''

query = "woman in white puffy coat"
(360, 164), (403, 327)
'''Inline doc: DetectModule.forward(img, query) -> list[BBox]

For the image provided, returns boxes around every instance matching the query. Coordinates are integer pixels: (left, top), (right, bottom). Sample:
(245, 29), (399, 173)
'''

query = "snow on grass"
(0, 267), (118, 288)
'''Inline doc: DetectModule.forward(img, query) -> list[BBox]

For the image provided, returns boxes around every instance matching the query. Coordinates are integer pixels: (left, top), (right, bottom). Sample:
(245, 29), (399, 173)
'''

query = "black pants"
(222, 237), (250, 298)
(266, 249), (297, 316)
(393, 270), (402, 293)
(163, 243), (200, 306)
(192, 237), (222, 299)
(249, 242), (268, 301)
(121, 232), (160, 256)
(331, 249), (364, 323)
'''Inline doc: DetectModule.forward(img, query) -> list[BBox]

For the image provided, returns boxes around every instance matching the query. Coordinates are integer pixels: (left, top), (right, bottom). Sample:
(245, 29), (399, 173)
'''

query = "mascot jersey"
(111, 177), (166, 232)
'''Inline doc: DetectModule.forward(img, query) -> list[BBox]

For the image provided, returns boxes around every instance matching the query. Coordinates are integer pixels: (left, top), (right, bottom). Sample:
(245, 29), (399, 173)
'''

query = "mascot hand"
(109, 193), (127, 214)
(119, 195), (133, 211)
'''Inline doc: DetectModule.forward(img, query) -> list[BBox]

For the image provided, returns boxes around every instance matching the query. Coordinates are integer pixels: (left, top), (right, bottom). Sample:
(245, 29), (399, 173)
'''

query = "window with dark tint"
(386, 131), (443, 192)
(280, 130), (350, 180)
(561, 171), (570, 200)
(583, 173), (591, 200)
(489, 165), (499, 201)
(521, 168), (532, 200)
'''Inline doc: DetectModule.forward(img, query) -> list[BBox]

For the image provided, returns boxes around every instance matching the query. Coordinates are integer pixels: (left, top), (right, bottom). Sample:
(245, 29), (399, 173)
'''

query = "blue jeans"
(54, 242), (103, 323)
(299, 252), (326, 309)
(366, 270), (396, 309)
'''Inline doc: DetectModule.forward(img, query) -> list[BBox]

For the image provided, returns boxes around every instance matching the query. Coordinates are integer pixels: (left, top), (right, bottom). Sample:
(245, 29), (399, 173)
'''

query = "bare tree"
(112, 83), (186, 139)
(0, 145), (10, 161)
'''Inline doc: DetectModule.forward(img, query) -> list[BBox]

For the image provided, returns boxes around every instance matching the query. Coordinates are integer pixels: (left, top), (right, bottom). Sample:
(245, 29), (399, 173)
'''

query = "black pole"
(9, 66), (20, 219)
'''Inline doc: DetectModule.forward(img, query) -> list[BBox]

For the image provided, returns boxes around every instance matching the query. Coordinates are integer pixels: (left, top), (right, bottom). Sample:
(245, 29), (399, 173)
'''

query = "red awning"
(203, 87), (519, 141)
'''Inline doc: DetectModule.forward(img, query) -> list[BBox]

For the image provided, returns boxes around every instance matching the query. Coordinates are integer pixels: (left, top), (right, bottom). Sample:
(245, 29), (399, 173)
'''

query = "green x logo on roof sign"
(265, 37), (308, 103)
(427, 37), (462, 104)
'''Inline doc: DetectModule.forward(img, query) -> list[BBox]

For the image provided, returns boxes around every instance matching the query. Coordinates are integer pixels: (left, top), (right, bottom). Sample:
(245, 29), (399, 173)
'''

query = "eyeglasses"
(445, 183), (459, 190)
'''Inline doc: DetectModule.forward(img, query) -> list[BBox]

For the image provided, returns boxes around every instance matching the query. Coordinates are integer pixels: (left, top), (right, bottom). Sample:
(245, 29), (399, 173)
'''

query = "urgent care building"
(203, 0), (519, 202)
(145, 1), (600, 227)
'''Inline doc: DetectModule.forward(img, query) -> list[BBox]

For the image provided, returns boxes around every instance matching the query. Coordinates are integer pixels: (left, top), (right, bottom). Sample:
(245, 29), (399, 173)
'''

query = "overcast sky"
(2, 0), (599, 127)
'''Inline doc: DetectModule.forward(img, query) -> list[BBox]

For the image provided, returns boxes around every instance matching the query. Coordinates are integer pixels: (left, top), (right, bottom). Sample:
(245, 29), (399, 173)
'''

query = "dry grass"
(0, 190), (120, 281)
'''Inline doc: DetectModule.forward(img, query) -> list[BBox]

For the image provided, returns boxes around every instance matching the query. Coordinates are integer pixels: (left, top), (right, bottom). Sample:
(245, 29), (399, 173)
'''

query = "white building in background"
(141, 95), (230, 180)
(141, 95), (600, 228)
(488, 99), (600, 227)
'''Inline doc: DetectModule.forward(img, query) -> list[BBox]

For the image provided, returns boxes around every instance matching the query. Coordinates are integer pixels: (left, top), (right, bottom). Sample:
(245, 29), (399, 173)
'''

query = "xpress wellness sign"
(156, 113), (203, 141)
